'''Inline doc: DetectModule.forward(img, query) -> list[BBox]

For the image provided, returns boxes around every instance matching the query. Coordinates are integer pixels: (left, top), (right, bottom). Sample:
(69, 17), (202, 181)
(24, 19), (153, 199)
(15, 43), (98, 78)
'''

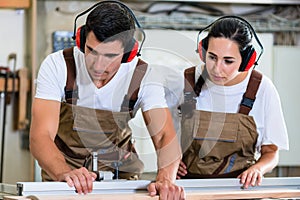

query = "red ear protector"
(72, 0), (145, 63)
(196, 16), (263, 72)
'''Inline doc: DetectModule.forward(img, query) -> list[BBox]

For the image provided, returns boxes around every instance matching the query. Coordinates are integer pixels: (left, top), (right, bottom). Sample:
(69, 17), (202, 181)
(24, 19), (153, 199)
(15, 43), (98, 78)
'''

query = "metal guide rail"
(11, 177), (300, 199)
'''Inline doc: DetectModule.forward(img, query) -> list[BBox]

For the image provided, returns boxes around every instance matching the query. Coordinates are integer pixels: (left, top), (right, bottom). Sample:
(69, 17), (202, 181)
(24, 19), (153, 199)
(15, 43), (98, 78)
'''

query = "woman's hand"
(176, 160), (187, 179)
(237, 166), (263, 189)
(238, 144), (279, 189)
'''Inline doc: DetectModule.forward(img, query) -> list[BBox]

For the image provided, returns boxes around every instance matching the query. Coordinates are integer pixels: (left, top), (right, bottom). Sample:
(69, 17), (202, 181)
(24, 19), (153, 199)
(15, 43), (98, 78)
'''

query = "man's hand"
(147, 180), (186, 200)
(57, 167), (97, 194)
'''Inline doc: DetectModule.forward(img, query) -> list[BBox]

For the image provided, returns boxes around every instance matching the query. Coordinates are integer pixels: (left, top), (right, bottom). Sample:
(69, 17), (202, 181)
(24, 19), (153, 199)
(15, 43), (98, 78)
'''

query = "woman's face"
(205, 37), (244, 86)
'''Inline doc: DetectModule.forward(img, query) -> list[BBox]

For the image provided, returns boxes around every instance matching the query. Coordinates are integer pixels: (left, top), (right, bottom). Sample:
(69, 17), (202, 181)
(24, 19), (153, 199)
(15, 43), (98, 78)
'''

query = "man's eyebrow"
(85, 44), (121, 56)
(86, 45), (97, 53)
(207, 52), (217, 56)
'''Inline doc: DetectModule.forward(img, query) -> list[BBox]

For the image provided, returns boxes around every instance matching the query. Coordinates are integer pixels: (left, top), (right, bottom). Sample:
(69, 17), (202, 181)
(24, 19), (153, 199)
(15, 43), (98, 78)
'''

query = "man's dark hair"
(85, 2), (135, 48)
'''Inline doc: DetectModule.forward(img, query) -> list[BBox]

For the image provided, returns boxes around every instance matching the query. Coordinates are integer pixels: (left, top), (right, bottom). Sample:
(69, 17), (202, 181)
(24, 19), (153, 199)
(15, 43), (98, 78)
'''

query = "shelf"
(125, 0), (300, 4)
(0, 0), (30, 9)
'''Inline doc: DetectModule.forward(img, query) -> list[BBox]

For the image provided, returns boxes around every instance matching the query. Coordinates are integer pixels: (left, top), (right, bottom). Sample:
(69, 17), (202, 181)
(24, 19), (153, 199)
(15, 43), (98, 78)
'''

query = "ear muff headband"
(72, 0), (145, 63)
(196, 15), (264, 72)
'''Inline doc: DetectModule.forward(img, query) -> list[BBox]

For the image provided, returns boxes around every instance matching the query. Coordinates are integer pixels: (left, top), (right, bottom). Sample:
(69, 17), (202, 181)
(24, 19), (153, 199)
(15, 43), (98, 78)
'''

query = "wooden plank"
(0, 183), (17, 198)
(3, 197), (29, 200)
(0, 0), (30, 8)
(0, 78), (19, 92)
(0, 75), (30, 92)
(17, 68), (29, 130)
(4, 188), (300, 200)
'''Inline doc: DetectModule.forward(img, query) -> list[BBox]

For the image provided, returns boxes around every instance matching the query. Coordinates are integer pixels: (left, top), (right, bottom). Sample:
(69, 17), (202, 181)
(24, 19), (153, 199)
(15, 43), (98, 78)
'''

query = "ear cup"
(240, 45), (257, 71)
(75, 25), (86, 53)
(198, 37), (208, 63)
(121, 38), (139, 63)
(72, 1), (145, 59)
(75, 25), (138, 63)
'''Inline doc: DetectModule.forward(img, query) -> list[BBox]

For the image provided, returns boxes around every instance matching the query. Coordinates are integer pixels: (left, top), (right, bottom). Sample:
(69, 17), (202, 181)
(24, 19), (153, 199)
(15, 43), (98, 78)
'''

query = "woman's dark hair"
(207, 18), (253, 51)
(85, 2), (135, 48)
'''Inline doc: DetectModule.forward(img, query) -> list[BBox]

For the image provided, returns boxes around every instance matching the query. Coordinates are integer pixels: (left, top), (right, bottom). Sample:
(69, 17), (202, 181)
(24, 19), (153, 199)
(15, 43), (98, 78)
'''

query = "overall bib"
(180, 67), (262, 178)
(42, 47), (145, 181)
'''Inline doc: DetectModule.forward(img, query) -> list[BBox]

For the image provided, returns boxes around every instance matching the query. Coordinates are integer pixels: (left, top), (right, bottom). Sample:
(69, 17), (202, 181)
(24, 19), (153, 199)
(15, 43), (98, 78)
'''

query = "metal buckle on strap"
(64, 88), (79, 99)
(184, 91), (197, 103)
(240, 95), (255, 109)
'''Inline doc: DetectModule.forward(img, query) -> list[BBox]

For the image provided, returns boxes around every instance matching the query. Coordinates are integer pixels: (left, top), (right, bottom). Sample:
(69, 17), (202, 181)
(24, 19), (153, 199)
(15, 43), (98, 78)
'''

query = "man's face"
(84, 31), (124, 88)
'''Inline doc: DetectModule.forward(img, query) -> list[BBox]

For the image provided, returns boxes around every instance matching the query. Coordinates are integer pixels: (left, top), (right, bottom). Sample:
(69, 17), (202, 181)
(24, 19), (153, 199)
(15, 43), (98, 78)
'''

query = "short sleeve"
(35, 51), (67, 102)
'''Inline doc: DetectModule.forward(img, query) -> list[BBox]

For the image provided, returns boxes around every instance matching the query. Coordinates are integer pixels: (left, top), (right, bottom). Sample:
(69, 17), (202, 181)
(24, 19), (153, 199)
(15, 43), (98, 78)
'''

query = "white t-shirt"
(150, 65), (185, 135)
(192, 66), (289, 152)
(35, 47), (168, 113)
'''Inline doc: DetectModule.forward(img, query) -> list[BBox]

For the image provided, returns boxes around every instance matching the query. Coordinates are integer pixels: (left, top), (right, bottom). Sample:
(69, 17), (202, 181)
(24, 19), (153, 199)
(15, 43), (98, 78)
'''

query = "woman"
(177, 16), (289, 189)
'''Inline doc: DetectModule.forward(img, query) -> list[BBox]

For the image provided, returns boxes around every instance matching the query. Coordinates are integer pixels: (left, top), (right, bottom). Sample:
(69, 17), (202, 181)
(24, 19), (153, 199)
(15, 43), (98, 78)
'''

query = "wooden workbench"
(3, 177), (300, 199)
(4, 189), (300, 200)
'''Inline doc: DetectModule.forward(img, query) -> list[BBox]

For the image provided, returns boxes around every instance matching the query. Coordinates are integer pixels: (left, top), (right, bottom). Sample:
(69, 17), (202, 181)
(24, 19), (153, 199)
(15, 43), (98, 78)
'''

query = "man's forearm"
(142, 108), (182, 182)
(156, 158), (181, 183)
(156, 136), (181, 182)
(30, 136), (71, 180)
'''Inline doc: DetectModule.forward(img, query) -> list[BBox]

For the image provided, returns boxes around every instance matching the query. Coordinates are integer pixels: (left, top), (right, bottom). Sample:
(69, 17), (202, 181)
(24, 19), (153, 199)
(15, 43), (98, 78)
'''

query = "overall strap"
(184, 66), (196, 95)
(63, 47), (78, 104)
(121, 59), (148, 117)
(181, 67), (197, 117)
(239, 70), (262, 115)
(184, 66), (208, 103)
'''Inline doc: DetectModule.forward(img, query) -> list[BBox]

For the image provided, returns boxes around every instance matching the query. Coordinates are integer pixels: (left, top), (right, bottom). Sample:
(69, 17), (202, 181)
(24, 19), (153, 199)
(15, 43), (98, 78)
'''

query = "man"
(30, 1), (185, 199)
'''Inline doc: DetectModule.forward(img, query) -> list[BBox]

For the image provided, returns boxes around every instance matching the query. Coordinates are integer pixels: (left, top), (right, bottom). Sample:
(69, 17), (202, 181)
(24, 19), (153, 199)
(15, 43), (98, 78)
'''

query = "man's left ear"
(121, 38), (139, 63)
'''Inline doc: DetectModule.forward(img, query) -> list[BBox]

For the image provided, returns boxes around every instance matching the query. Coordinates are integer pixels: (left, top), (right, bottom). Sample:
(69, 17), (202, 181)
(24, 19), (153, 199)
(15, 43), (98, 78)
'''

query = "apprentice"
(30, 1), (185, 199)
(177, 16), (289, 189)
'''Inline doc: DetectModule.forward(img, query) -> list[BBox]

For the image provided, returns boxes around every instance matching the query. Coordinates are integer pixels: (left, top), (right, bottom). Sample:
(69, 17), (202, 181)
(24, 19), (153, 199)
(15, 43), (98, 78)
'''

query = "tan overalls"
(42, 47), (145, 181)
(180, 67), (262, 178)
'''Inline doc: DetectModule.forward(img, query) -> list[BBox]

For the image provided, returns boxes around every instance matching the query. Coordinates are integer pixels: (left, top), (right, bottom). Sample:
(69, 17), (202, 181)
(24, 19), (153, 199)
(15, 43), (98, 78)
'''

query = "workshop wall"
(0, 9), (32, 184)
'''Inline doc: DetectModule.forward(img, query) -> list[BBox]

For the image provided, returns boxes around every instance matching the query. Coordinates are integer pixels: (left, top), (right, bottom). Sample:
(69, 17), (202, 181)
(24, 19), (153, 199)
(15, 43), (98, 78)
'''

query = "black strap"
(62, 48), (148, 112)
(181, 67), (262, 116)
(120, 59), (148, 118)
(63, 47), (78, 104)
(239, 70), (262, 115)
(180, 67), (197, 118)
(184, 66), (196, 100)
